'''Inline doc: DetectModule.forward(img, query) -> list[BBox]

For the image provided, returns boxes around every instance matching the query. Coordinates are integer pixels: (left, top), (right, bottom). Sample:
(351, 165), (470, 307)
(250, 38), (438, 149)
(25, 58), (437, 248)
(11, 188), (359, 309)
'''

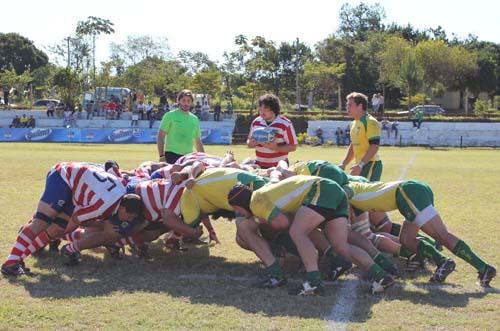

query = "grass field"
(0, 143), (499, 330)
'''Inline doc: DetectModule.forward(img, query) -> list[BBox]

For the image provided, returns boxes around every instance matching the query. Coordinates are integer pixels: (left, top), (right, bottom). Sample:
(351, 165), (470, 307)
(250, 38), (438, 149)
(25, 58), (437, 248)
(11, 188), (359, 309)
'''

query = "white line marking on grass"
(326, 153), (417, 331)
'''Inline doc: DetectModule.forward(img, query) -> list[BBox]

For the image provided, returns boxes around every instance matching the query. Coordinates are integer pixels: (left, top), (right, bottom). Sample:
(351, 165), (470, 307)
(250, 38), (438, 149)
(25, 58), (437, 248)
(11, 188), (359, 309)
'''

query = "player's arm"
(194, 137), (205, 153)
(340, 144), (354, 170)
(162, 208), (201, 238)
(359, 144), (379, 166)
(247, 131), (257, 148)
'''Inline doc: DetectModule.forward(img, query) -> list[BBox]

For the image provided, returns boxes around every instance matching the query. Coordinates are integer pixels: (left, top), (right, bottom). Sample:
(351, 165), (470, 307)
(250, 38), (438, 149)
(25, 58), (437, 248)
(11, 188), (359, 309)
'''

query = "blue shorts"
(40, 169), (75, 216)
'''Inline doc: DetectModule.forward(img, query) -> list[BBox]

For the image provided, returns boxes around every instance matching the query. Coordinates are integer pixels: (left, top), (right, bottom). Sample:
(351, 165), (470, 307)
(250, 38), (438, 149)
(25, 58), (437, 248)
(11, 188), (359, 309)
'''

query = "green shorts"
(303, 179), (349, 221)
(314, 163), (349, 186)
(361, 161), (383, 181)
(395, 180), (435, 225)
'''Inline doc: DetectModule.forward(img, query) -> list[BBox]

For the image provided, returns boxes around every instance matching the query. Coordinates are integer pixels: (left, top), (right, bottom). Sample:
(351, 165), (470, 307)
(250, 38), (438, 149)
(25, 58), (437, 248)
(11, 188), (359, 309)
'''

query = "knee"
(332, 243), (350, 258)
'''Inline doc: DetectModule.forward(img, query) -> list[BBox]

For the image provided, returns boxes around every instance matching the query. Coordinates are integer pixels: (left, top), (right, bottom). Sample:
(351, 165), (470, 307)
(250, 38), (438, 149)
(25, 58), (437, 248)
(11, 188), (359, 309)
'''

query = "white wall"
(308, 120), (500, 147)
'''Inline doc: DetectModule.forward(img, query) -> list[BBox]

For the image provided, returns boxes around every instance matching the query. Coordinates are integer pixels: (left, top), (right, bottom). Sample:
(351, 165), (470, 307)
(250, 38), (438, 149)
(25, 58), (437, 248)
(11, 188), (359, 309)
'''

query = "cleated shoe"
(105, 245), (123, 260)
(60, 244), (81, 266)
(253, 275), (287, 289)
(370, 275), (395, 294)
(430, 259), (456, 283)
(327, 260), (352, 281)
(402, 254), (426, 272)
(137, 245), (153, 262)
(48, 239), (61, 253)
(1, 262), (33, 277)
(478, 265), (496, 287)
(288, 281), (325, 296)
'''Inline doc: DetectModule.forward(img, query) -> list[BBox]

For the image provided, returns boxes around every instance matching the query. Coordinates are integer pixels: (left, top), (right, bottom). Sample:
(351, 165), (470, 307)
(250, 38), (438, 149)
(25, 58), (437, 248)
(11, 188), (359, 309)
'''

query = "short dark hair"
(177, 89), (194, 102)
(258, 93), (281, 115)
(104, 160), (119, 172)
(227, 184), (253, 212)
(346, 92), (368, 111)
(120, 193), (143, 217)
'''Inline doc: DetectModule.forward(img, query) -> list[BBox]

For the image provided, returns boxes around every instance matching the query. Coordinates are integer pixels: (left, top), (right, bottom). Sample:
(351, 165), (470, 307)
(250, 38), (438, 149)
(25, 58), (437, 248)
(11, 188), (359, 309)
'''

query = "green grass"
(0, 143), (499, 330)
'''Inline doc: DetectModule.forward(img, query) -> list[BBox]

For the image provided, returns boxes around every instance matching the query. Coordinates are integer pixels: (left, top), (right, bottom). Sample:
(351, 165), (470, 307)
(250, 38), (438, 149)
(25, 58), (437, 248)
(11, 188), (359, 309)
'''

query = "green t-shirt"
(159, 109), (201, 155)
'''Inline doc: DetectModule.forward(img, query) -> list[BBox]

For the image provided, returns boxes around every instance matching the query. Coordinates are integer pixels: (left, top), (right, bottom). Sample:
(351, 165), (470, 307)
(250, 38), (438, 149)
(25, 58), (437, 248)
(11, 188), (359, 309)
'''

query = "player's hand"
(338, 163), (346, 170)
(349, 164), (362, 176)
(208, 229), (221, 245)
(185, 178), (196, 189)
(247, 138), (257, 148)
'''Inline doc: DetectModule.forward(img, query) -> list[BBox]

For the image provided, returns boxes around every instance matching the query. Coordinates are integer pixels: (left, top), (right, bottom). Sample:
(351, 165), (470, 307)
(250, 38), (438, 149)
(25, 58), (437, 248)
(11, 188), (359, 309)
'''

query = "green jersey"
(159, 109), (201, 155)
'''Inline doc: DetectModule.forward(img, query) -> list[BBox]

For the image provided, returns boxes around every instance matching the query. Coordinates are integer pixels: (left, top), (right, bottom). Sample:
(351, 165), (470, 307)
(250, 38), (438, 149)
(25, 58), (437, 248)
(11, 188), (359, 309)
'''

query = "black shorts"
(165, 151), (184, 164)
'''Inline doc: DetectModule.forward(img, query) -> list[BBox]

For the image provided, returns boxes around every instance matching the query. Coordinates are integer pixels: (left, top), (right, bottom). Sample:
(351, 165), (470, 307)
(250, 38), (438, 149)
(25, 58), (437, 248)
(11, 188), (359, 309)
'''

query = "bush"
(473, 99), (489, 116)
(400, 93), (430, 108)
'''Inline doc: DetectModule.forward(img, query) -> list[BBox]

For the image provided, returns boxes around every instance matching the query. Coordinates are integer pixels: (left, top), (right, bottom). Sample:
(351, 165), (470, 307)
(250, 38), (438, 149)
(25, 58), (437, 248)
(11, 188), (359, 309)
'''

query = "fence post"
(460, 136), (463, 149)
(399, 134), (402, 147)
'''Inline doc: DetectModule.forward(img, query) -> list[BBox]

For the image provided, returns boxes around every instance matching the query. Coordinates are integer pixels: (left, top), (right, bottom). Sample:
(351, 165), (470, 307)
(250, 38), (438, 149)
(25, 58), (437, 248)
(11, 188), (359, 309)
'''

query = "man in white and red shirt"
(247, 93), (298, 169)
(1, 162), (141, 276)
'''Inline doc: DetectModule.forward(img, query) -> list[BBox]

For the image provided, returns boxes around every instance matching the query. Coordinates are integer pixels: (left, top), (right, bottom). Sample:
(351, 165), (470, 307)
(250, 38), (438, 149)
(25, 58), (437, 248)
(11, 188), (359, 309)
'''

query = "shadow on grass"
(4, 245), (498, 321)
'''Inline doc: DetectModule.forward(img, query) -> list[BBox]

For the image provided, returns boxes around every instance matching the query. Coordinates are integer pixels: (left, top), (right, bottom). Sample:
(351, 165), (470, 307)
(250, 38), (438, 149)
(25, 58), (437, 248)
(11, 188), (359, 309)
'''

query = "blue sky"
(1, 0), (498, 65)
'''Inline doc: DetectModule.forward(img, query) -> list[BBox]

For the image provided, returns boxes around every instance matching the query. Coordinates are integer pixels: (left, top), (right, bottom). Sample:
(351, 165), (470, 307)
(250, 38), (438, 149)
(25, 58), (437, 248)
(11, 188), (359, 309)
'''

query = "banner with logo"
(0, 128), (232, 144)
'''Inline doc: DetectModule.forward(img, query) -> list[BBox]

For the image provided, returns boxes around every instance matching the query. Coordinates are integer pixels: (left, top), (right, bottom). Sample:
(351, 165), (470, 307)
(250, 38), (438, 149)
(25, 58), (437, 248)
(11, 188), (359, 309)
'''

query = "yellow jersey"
(350, 114), (381, 162)
(344, 180), (403, 212)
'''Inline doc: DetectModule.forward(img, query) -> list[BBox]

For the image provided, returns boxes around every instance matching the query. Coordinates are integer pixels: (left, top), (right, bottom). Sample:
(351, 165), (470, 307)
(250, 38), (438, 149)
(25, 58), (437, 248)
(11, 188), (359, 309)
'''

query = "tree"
(52, 67), (83, 108)
(397, 52), (423, 109)
(191, 68), (222, 99)
(303, 61), (345, 111)
(337, 2), (386, 41)
(0, 33), (48, 74)
(378, 36), (411, 87)
(0, 67), (34, 103)
(110, 35), (170, 67)
(76, 16), (115, 86)
(49, 35), (91, 73)
(178, 51), (216, 75)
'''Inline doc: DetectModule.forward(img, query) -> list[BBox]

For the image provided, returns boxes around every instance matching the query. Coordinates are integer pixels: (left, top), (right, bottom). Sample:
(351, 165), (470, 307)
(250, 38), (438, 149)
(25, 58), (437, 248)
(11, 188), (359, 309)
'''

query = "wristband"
(159, 154), (165, 157)
(357, 161), (366, 168)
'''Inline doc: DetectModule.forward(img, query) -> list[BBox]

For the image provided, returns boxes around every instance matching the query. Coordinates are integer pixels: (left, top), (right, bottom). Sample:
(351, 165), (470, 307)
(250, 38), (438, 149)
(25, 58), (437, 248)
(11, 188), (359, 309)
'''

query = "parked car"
(33, 99), (61, 107)
(409, 105), (445, 116)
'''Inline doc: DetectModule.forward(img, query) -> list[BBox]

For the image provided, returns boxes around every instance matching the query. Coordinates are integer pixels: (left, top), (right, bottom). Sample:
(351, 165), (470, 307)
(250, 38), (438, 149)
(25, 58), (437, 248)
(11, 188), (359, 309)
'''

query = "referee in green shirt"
(157, 89), (205, 164)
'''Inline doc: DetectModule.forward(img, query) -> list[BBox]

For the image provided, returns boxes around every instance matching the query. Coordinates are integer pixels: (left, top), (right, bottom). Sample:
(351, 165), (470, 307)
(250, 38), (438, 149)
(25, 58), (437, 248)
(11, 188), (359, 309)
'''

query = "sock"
(368, 263), (388, 282)
(306, 270), (322, 286)
(325, 245), (350, 266)
(398, 245), (414, 258)
(64, 228), (84, 242)
(417, 240), (447, 266)
(390, 223), (401, 236)
(65, 242), (80, 253)
(417, 234), (437, 247)
(4, 227), (36, 266)
(21, 231), (51, 259)
(452, 240), (487, 274)
(266, 260), (284, 279)
(374, 253), (395, 271)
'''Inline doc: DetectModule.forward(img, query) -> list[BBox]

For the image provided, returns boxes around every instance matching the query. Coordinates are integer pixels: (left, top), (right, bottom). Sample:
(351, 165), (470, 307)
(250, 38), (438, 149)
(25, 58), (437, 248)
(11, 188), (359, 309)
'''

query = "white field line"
(326, 153), (417, 331)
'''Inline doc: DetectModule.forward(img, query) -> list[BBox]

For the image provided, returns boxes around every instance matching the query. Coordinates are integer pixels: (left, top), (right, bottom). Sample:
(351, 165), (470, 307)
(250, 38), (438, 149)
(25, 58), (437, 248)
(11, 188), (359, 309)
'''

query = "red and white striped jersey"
(250, 115), (298, 168)
(175, 152), (222, 169)
(133, 165), (153, 179)
(134, 179), (185, 222)
(53, 162), (126, 222)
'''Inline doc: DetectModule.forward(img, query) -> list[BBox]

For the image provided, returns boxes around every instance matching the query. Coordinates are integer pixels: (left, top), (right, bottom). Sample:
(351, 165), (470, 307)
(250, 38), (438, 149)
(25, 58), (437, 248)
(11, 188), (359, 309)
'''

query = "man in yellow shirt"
(340, 92), (383, 181)
(344, 179), (496, 286)
(228, 176), (395, 296)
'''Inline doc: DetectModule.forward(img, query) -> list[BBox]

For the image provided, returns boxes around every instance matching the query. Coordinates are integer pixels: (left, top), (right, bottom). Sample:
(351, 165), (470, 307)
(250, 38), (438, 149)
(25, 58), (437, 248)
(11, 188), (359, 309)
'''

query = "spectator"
(9, 115), (20, 128)
(372, 93), (379, 113)
(19, 114), (29, 127)
(86, 101), (96, 119)
(381, 118), (391, 138)
(149, 110), (156, 129)
(71, 111), (78, 127)
(2, 85), (9, 107)
(247, 93), (297, 169)
(344, 124), (351, 145)
(116, 101), (122, 120)
(46, 101), (55, 117)
(55, 103), (65, 118)
(412, 108), (423, 129)
(157, 89), (205, 164)
(105, 100), (117, 119)
(213, 103), (221, 121)
(335, 126), (344, 146)
(63, 108), (72, 126)
(315, 127), (324, 145)
(194, 101), (202, 119)
(136, 101), (145, 120)
(391, 120), (399, 138)
(201, 101), (210, 121)
(225, 102), (233, 118)
(145, 101), (154, 120)
(27, 115), (36, 128)
(378, 93), (384, 115)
